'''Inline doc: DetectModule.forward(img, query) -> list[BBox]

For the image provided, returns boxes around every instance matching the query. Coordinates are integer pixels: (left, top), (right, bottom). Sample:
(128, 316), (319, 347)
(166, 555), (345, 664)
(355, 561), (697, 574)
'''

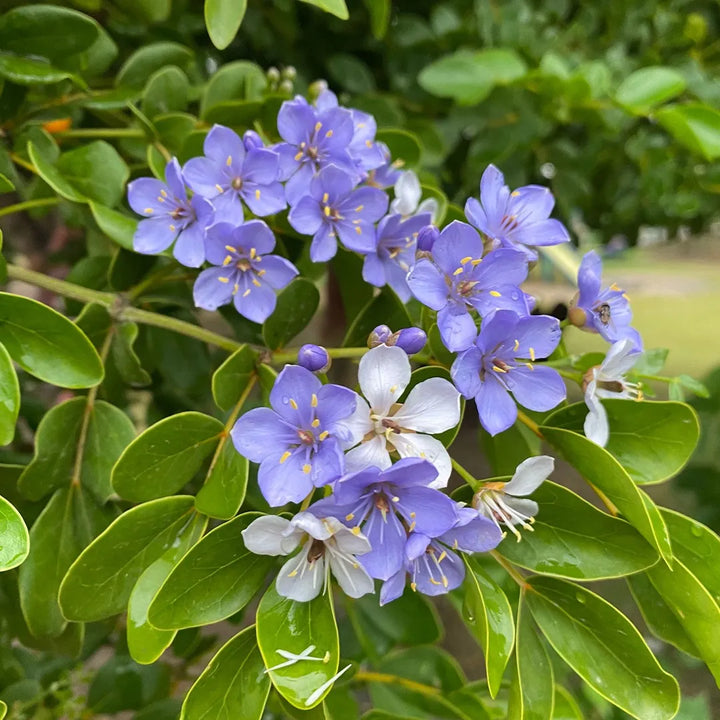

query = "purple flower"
(365, 142), (403, 189)
(275, 97), (358, 205)
(380, 508), (502, 605)
(393, 327), (427, 355)
(368, 324), (392, 347)
(568, 250), (642, 349)
(127, 158), (213, 268)
(242, 129), (264, 150)
(288, 165), (389, 262)
(183, 124), (286, 224)
(464, 164), (570, 259)
(407, 221), (531, 353)
(193, 220), (298, 323)
(311, 459), (460, 581)
(361, 212), (431, 301)
(417, 225), (439, 252)
(297, 344), (331, 373)
(231, 366), (360, 506)
(451, 310), (566, 435)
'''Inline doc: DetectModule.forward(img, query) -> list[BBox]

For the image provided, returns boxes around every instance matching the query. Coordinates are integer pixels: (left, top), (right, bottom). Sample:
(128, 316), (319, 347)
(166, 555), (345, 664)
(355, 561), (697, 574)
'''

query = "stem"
(588, 482), (619, 517)
(516, 409), (543, 439)
(7, 264), (115, 305)
(0, 197), (60, 218)
(636, 373), (673, 384)
(491, 551), (528, 588)
(270, 346), (368, 365)
(55, 128), (145, 139)
(451, 458), (479, 491)
(9, 153), (38, 174)
(353, 670), (440, 697)
(555, 367), (583, 383)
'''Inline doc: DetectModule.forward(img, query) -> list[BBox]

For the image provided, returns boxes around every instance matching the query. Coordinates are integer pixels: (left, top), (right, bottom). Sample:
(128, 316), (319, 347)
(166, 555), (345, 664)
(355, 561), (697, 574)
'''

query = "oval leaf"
(0, 343), (19, 446)
(297, 0), (349, 20)
(615, 66), (686, 114)
(655, 103), (720, 161)
(204, 0), (248, 50)
(262, 279), (320, 350)
(195, 439), (249, 520)
(211, 344), (258, 411)
(0, 494), (28, 571)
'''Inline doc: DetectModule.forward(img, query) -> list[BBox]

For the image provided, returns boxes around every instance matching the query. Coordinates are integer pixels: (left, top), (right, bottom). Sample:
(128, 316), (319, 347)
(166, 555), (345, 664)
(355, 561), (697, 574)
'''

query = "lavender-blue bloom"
(569, 250), (642, 349)
(417, 225), (439, 252)
(311, 459), (460, 581)
(193, 220), (297, 323)
(242, 129), (264, 151)
(451, 310), (566, 435)
(465, 164), (570, 259)
(127, 158), (213, 268)
(275, 96), (358, 205)
(288, 165), (389, 262)
(407, 221), (531, 353)
(393, 327), (427, 355)
(183, 124), (286, 224)
(368, 324), (392, 348)
(362, 212), (432, 301)
(231, 366), (359, 506)
(297, 344), (331, 373)
(365, 142), (403, 189)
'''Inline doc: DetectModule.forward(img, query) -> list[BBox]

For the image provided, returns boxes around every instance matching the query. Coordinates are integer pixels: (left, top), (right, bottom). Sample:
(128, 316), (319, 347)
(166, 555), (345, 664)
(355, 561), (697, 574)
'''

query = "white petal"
(600, 339), (638, 378)
(359, 344), (410, 414)
(505, 496), (539, 522)
(504, 455), (555, 496)
(332, 525), (372, 556)
(391, 170), (421, 216)
(242, 515), (301, 556)
(305, 664), (353, 707)
(328, 552), (375, 598)
(584, 395), (609, 447)
(276, 545), (326, 602)
(292, 511), (341, 541)
(418, 197), (439, 223)
(344, 435), (392, 474)
(392, 377), (461, 434)
(390, 433), (451, 489)
(334, 396), (373, 450)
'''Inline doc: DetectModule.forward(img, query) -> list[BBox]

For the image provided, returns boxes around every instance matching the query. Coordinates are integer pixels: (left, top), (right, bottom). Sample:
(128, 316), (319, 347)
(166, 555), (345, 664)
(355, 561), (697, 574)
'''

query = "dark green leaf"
(331, 250), (375, 324)
(112, 412), (223, 503)
(181, 625), (270, 720)
(615, 67), (686, 114)
(142, 66), (189, 119)
(112, 323), (151, 387)
(0, 172), (15, 193)
(204, 0), (248, 50)
(116, 42), (194, 89)
(655, 103), (720, 160)
(211, 344), (258, 411)
(59, 495), (196, 621)
(201, 61), (266, 117)
(195, 439), (249, 520)
(0, 343), (19, 446)
(364, 0), (390, 39)
(0, 53), (74, 85)
(0, 494), (28, 571)
(343, 288), (412, 347)
(149, 512), (273, 629)
(263, 279), (320, 350)
(376, 129), (422, 168)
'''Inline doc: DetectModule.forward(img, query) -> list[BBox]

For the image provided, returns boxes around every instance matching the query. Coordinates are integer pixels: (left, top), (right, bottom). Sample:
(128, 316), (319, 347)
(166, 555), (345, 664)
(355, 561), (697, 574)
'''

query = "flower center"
(231, 176), (243, 191)
(297, 429), (315, 445)
(308, 539), (325, 563)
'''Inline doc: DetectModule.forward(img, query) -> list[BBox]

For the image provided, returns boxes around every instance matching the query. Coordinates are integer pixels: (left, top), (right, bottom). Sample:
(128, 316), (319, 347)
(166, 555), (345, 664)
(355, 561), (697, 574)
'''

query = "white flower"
(337, 344), (461, 488)
(390, 170), (439, 221)
(583, 339), (642, 447)
(242, 512), (374, 602)
(473, 455), (554, 541)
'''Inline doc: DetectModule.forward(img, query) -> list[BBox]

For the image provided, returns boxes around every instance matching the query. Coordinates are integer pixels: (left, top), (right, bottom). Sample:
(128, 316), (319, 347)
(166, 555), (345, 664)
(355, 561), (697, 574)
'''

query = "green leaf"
(142, 66), (189, 119)
(112, 412), (224, 503)
(201, 61), (266, 118)
(256, 583), (339, 709)
(116, 42), (194, 89)
(427, 323), (455, 368)
(507, 601), (554, 720)
(19, 486), (111, 637)
(544, 400), (699, 485)
(0, 343), (19, 446)
(212, 344), (258, 411)
(28, 141), (86, 202)
(331, 250), (375, 323)
(0, 53), (74, 85)
(127, 514), (206, 664)
(461, 556), (515, 698)
(539, 423), (672, 563)
(552, 686), (582, 720)
(375, 129), (422, 168)
(364, 0), (390, 39)
(297, 0), (349, 20)
(655, 103), (720, 160)
(112, 323), (151, 386)
(526, 576), (680, 720)
(0, 292), (103, 388)
(0, 494), (28, 571)
(343, 288), (412, 347)
(18, 397), (135, 503)
(203, 99), (264, 127)
(615, 67), (686, 114)
(148, 512), (274, 629)
(90, 203), (137, 249)
(181, 625), (270, 720)
(479, 422), (540, 477)
(204, 0), (248, 50)
(418, 49), (527, 105)
(263, 279), (320, 350)
(195, 439), (249, 519)
(59, 495), (196, 622)
(497, 481), (658, 580)
(0, 700), (5, 719)
(0, 172), (15, 193)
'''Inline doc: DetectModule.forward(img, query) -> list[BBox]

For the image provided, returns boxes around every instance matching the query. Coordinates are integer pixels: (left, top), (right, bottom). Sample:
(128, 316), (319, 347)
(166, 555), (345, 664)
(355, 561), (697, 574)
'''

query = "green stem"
(353, 670), (440, 697)
(0, 197), (61, 218)
(516, 409), (543, 439)
(636, 373), (673, 384)
(491, 551), (528, 588)
(555, 367), (583, 383)
(451, 458), (479, 491)
(7, 264), (115, 306)
(271, 346), (368, 364)
(55, 127), (145, 139)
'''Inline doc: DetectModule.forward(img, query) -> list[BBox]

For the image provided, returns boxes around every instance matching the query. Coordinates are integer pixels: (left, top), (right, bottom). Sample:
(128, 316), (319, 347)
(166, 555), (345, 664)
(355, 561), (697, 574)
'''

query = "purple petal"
(467, 284), (529, 317)
(233, 279), (277, 324)
(258, 448), (315, 506)
(342, 186), (389, 222)
(315, 384), (359, 428)
(315, 89), (339, 111)
(204, 222), (238, 265)
(242, 148), (280, 185)
(407, 259), (448, 311)
(233, 219), (276, 255)
(183, 157), (224, 198)
(437, 304), (477, 353)
(464, 196), (489, 235)
(193, 266), (234, 310)
(204, 124), (246, 165)
(474, 309), (519, 355)
(412, 542), (464, 595)
(317, 107), (355, 150)
(242, 182), (287, 216)
(577, 250), (602, 307)
(505, 365), (566, 412)
(397, 486), (458, 536)
(173, 222), (206, 267)
(362, 252), (386, 288)
(333, 467), (382, 505)
(432, 221), (484, 275)
(359, 508), (407, 580)
(337, 220), (376, 254)
(276, 143), (302, 182)
(475, 376), (517, 436)
(405, 532), (431, 561)
(514, 314), (562, 359)
(277, 99), (316, 145)
(258, 255), (298, 289)
(380, 569), (407, 606)
(211, 190), (245, 226)
(288, 196), (324, 236)
(127, 178), (169, 216)
(231, 407), (298, 463)
(479, 164), (509, 226)
(471, 248), (528, 287)
(311, 227), (338, 262)
(284, 162), (316, 205)
(511, 218), (570, 247)
(164, 158), (187, 199)
(133, 216), (177, 254)
(441, 511), (502, 553)
(270, 365), (322, 426)
(450, 347), (483, 399)
(315, 164), (356, 202)
(509, 185), (554, 221)
(380, 458), (440, 489)
(308, 437), (346, 488)
(384, 261), (413, 303)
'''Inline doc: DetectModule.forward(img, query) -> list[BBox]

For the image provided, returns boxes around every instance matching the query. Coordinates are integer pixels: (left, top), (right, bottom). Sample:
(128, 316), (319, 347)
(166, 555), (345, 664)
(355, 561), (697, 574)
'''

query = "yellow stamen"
(345, 513), (355, 522)
(169, 224), (176, 231)
(511, 190), (520, 197)
(294, 151), (303, 161)
(303, 464), (312, 474)
(318, 431), (329, 441)
(242, 289), (251, 297)
(223, 256), (232, 266)
(453, 267), (464, 275)
(355, 226), (362, 234)
(493, 365), (507, 373)
(324, 206), (331, 217)
(279, 451), (291, 464)
(392, 496), (400, 502)
(255, 189), (261, 199)
(490, 290), (502, 297)
(322, 192), (329, 203)
(525, 363), (534, 371)
(225, 245), (235, 252)
(471, 258), (482, 266)
(312, 418), (320, 428)
(513, 339), (519, 351)
(314, 121), (322, 132)
(355, 205), (364, 212)
(438, 551), (447, 563)
(250, 247), (257, 259)
(144, 207), (153, 214)
(529, 347), (536, 361)
(215, 183), (224, 193)
(311, 393), (318, 407)
(288, 569), (298, 577)
(252, 278), (261, 287)
(226, 155), (232, 166)
(411, 582), (417, 592)
(365, 139), (373, 148)
(410, 512), (416, 518)
(325, 130), (333, 138)
(290, 399), (298, 410)
(218, 277), (229, 283)
(160, 189), (168, 198)
(352, 526), (361, 535)
(460, 256), (472, 265)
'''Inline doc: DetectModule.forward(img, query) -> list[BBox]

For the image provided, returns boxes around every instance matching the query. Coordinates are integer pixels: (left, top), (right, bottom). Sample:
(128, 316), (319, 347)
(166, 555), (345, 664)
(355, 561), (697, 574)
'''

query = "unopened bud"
(282, 66), (297, 81)
(567, 305), (587, 328)
(392, 327), (427, 355)
(243, 130), (264, 151)
(267, 67), (281, 83)
(279, 79), (294, 94)
(368, 325), (392, 348)
(309, 79), (329, 100)
(297, 344), (331, 373)
(417, 225), (439, 252)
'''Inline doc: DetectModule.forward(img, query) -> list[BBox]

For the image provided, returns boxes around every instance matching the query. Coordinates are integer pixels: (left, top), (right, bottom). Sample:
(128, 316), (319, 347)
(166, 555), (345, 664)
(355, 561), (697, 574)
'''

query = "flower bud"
(368, 324), (392, 348)
(417, 225), (439, 252)
(279, 79), (294, 94)
(243, 130), (264, 151)
(392, 327), (427, 355)
(267, 67), (281, 83)
(282, 66), (297, 81)
(297, 344), (331, 373)
(309, 79), (329, 99)
(567, 304), (587, 328)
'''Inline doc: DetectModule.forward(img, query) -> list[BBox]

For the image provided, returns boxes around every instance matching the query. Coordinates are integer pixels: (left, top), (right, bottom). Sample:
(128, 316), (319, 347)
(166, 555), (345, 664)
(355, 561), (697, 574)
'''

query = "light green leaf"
(544, 400), (699, 485)
(112, 412), (224, 503)
(297, 0), (349, 20)
(498, 481), (658, 580)
(0, 343), (19, 446)
(212, 344), (258, 411)
(59, 495), (196, 622)
(127, 514), (206, 664)
(552, 686), (582, 719)
(0, 53), (74, 85)
(142, 66), (189, 119)
(507, 601), (554, 720)
(539, 423), (672, 563)
(526, 576), (680, 720)
(0, 292), (103, 388)
(181, 625), (271, 720)
(0, 494), (28, 571)
(364, 0), (390, 39)
(90, 202), (137, 250)
(0, 700), (5, 718)
(19, 486), (111, 637)
(263, 279), (320, 350)
(256, 583), (339, 709)
(615, 66), (686, 114)
(28, 141), (87, 202)
(195, 439), (248, 520)
(375, 129), (422, 168)
(148, 512), (273, 630)
(462, 556), (515, 698)
(116, 42), (194, 88)
(204, 0), (248, 50)
(201, 61), (267, 117)
(655, 103), (720, 160)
